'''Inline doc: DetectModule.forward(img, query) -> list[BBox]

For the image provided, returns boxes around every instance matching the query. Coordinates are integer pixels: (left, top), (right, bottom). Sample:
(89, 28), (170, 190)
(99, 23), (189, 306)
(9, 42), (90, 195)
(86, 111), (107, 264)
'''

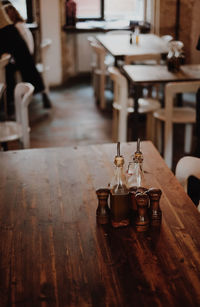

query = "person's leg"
(5, 62), (17, 116)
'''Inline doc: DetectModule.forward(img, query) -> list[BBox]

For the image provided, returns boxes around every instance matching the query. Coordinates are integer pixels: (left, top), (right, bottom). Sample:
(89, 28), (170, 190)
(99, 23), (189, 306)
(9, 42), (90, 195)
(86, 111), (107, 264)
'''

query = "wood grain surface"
(0, 141), (200, 306)
(123, 64), (200, 84)
(96, 34), (169, 57)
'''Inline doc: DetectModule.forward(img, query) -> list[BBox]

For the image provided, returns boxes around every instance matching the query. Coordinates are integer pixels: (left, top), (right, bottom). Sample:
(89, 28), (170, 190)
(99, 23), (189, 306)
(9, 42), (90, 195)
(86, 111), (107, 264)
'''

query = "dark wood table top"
(123, 64), (200, 84)
(1, 142), (200, 306)
(96, 34), (169, 58)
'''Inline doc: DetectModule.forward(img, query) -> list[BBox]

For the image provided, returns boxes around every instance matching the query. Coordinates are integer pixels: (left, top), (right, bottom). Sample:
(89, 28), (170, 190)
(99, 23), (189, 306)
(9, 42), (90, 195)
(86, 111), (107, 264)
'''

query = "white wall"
(40, 0), (62, 86)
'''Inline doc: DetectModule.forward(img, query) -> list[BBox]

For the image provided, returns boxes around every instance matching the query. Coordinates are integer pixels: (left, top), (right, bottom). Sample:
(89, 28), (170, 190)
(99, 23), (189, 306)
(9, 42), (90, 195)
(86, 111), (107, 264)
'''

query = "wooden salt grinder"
(148, 188), (162, 226)
(96, 188), (110, 224)
(135, 192), (149, 232)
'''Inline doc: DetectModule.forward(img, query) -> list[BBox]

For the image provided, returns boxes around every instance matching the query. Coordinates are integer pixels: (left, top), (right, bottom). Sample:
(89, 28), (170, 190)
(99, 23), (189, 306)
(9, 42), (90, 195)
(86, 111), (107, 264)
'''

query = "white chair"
(161, 35), (173, 43)
(153, 81), (200, 169)
(36, 38), (52, 95)
(175, 156), (200, 211)
(105, 30), (132, 35)
(125, 55), (161, 100)
(89, 41), (108, 110)
(0, 82), (34, 149)
(125, 53), (161, 65)
(108, 66), (161, 142)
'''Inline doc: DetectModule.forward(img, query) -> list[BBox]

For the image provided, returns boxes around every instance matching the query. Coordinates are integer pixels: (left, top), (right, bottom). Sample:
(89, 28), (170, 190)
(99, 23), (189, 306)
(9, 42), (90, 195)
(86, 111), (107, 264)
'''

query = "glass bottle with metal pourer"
(110, 142), (130, 228)
(127, 139), (146, 190)
(127, 139), (147, 220)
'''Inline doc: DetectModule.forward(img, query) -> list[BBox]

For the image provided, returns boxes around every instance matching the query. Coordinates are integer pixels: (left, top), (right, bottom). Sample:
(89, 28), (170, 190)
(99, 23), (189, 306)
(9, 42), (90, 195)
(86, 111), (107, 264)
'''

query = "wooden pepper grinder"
(96, 188), (110, 224)
(135, 192), (149, 232)
(147, 188), (162, 226)
(129, 186), (138, 221)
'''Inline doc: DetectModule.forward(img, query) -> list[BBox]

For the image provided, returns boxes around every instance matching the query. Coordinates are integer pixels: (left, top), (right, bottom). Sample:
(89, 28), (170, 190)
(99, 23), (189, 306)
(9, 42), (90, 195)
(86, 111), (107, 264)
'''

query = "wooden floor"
(5, 79), (197, 171)
(29, 82), (112, 148)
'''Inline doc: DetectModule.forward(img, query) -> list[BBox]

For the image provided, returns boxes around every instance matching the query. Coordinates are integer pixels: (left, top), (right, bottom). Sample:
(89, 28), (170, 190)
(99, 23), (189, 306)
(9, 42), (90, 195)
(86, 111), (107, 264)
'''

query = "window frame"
(77, 0), (146, 22)
(26, 0), (34, 23)
(77, 0), (104, 21)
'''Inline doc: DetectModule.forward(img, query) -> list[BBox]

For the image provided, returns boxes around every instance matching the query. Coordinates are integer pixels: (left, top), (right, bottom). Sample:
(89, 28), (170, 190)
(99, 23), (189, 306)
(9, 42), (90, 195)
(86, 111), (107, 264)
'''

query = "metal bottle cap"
(114, 142), (124, 167)
(133, 138), (143, 163)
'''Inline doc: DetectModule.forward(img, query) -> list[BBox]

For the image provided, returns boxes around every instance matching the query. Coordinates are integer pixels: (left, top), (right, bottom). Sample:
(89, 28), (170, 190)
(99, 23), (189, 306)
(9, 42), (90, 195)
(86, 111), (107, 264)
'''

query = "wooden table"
(96, 34), (169, 65)
(122, 64), (200, 142)
(1, 142), (200, 306)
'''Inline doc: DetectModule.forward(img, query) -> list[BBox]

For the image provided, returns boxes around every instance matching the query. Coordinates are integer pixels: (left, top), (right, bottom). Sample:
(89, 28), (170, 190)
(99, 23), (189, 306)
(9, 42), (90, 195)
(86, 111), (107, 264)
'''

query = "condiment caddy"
(96, 140), (162, 232)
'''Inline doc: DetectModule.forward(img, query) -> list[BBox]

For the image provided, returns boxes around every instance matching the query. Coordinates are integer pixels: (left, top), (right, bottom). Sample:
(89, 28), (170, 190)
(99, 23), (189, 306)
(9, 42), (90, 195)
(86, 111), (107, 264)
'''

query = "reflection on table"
(0, 141), (200, 306)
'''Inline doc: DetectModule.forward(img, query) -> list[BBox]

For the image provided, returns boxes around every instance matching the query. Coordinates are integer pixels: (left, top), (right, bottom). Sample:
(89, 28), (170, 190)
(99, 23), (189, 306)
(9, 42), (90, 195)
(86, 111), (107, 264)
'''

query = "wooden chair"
(175, 156), (200, 211)
(0, 82), (34, 150)
(89, 41), (108, 110)
(153, 81), (200, 169)
(108, 66), (161, 142)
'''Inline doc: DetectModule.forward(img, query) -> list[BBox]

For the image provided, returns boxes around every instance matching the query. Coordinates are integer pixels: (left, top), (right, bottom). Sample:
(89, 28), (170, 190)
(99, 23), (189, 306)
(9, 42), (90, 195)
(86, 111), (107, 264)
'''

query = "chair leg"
(93, 71), (98, 99)
(99, 74), (105, 110)
(184, 123), (193, 153)
(146, 113), (156, 143)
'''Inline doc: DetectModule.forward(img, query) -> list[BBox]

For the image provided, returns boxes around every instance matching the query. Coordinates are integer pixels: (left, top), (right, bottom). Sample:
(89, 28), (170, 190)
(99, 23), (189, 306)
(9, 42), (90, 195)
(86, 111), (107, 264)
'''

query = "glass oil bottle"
(127, 139), (146, 190)
(127, 139), (147, 220)
(110, 142), (130, 228)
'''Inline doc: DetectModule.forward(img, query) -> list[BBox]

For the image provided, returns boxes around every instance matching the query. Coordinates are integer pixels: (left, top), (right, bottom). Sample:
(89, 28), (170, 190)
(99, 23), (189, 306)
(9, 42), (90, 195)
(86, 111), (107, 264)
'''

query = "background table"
(96, 34), (169, 65)
(0, 142), (200, 306)
(123, 64), (200, 142)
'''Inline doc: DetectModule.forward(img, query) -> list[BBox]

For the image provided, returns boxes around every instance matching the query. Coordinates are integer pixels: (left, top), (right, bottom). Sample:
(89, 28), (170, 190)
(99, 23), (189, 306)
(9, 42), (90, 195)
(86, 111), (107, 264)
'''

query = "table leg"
(195, 88), (200, 157)
(129, 84), (142, 141)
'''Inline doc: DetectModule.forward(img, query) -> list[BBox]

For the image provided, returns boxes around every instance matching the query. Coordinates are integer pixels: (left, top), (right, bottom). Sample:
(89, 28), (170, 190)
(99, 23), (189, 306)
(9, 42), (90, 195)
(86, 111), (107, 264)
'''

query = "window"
(9, 0), (33, 22)
(76, 0), (145, 21)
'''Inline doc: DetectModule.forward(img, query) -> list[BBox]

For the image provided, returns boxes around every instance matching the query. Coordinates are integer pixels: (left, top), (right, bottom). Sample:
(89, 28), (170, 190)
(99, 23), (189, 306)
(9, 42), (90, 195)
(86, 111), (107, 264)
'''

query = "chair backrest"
(175, 156), (200, 192)
(165, 81), (200, 114)
(108, 66), (128, 109)
(40, 38), (52, 70)
(105, 30), (132, 35)
(125, 53), (161, 64)
(14, 82), (34, 148)
(161, 35), (173, 43)
(90, 41), (107, 72)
